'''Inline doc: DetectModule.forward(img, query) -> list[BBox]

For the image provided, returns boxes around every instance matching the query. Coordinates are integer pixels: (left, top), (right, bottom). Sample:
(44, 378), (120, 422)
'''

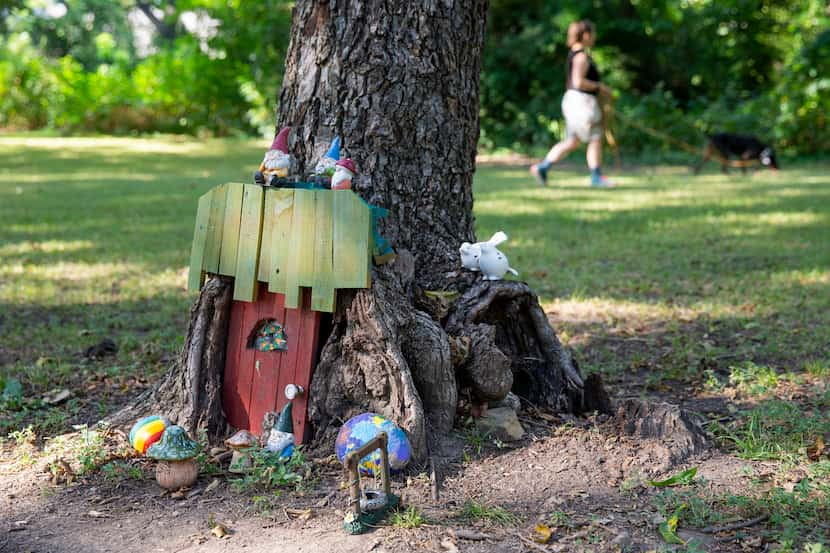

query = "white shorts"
(562, 89), (603, 143)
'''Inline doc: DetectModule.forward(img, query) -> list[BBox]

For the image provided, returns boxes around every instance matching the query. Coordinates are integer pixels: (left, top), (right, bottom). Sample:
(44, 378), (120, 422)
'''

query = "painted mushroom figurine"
(146, 425), (200, 490)
(225, 429), (258, 474)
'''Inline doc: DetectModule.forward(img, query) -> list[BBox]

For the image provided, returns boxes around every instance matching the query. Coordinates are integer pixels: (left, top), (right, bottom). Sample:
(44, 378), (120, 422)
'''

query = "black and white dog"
(693, 133), (779, 174)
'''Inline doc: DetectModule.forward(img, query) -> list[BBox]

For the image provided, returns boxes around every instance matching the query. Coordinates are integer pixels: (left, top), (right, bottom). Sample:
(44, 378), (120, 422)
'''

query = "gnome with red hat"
(255, 127), (291, 186)
(331, 158), (356, 190)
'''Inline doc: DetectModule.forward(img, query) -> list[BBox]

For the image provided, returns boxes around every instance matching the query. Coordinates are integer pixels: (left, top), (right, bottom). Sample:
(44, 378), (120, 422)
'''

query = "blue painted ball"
(335, 413), (412, 476)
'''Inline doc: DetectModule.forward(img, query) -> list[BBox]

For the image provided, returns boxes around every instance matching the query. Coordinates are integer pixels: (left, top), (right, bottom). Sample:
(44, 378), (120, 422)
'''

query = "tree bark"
(277, 0), (484, 288)
(112, 1), (599, 460)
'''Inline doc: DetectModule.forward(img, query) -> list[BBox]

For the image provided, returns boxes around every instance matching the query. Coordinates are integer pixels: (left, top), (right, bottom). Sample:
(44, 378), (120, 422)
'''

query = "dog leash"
(600, 99), (623, 171)
(606, 104), (761, 169)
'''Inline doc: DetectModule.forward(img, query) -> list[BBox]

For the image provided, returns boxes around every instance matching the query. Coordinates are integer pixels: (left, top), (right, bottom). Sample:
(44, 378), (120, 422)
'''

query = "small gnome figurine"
(255, 127), (291, 186)
(313, 136), (341, 180)
(264, 402), (295, 459)
(331, 158), (356, 190)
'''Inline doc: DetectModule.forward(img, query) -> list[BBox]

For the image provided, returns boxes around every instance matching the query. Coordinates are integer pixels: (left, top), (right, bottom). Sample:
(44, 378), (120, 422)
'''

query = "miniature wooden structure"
(342, 432), (398, 534)
(187, 183), (373, 440)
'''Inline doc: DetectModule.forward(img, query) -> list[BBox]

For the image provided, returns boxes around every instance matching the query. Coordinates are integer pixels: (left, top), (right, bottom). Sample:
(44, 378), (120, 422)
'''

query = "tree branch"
(135, 1), (176, 41)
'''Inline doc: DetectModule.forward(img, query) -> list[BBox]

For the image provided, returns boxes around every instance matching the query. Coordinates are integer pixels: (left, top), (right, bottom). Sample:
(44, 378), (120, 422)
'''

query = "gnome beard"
(261, 150), (291, 183)
(314, 156), (337, 177)
(331, 165), (354, 190)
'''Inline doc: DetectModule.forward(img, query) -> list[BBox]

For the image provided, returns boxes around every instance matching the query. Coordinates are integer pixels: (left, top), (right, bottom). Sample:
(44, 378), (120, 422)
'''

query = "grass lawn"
(1, 135), (828, 548)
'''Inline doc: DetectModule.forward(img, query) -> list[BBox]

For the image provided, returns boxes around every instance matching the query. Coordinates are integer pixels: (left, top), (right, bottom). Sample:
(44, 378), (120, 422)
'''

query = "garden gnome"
(255, 126), (291, 186)
(331, 158), (356, 190)
(313, 136), (341, 179)
(264, 401), (295, 458)
(478, 243), (518, 280)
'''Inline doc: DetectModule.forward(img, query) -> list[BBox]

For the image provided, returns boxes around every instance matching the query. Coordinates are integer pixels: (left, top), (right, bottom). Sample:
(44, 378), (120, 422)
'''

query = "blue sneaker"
(530, 163), (548, 186)
(590, 174), (615, 187)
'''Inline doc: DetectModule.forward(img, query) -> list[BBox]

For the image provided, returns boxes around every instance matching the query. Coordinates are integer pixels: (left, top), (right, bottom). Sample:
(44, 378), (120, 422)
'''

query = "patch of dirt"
(0, 403), (762, 553)
(2, 312), (825, 552)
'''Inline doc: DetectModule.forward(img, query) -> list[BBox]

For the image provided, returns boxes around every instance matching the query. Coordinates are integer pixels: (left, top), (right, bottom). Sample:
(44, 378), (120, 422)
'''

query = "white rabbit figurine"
(478, 243), (518, 280)
(459, 231), (508, 271)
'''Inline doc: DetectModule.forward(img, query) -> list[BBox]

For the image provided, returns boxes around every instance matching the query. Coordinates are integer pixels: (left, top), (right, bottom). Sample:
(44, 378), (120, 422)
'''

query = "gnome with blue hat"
(313, 136), (341, 184)
(264, 401), (295, 459)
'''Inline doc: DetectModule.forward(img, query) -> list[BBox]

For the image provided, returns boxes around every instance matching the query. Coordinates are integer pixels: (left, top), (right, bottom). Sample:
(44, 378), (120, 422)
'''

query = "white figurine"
(459, 231), (509, 271)
(478, 243), (518, 280)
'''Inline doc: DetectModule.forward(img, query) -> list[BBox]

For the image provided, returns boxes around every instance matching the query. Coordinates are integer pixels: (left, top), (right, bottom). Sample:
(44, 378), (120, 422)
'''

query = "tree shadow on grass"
(475, 177), (829, 308)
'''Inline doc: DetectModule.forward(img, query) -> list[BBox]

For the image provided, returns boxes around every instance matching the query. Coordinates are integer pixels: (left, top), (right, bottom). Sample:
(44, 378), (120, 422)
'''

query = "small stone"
(610, 531), (631, 548)
(476, 407), (525, 442)
(44, 389), (71, 405)
(490, 392), (521, 413)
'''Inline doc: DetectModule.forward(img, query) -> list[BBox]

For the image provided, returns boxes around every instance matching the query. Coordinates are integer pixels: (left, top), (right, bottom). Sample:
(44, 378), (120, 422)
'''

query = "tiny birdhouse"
(187, 183), (374, 442)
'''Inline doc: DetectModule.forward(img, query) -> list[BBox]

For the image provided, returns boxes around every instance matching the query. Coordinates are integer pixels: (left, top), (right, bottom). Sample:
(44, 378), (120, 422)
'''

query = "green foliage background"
(0, 0), (828, 155)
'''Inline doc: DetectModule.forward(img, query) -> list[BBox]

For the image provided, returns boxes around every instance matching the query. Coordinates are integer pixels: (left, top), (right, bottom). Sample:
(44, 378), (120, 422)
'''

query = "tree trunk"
(278, 0), (593, 461)
(113, 0), (598, 460)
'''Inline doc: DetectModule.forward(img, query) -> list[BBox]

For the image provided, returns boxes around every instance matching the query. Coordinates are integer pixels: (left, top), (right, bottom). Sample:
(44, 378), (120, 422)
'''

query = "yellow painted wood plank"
(332, 191), (370, 288)
(267, 189), (294, 294)
(233, 184), (265, 302)
(202, 183), (226, 274)
(311, 190), (335, 312)
(218, 182), (244, 276)
(283, 189), (316, 308)
(187, 192), (212, 292)
(257, 189), (277, 283)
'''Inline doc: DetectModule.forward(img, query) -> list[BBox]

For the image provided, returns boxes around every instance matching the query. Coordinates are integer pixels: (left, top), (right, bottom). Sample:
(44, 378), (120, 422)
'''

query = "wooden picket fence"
(188, 183), (372, 313)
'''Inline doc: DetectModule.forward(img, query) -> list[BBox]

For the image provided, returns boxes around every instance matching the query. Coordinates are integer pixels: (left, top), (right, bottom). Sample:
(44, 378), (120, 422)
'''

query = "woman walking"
(530, 20), (615, 187)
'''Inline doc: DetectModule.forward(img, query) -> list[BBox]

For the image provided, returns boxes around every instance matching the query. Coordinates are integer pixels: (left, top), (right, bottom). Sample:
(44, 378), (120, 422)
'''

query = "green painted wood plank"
(332, 191), (370, 288)
(257, 189), (277, 283)
(267, 189), (294, 294)
(218, 182), (244, 276)
(311, 190), (335, 312)
(284, 189), (316, 308)
(187, 192), (212, 292)
(233, 184), (265, 302)
(295, 190), (318, 287)
(202, 183), (226, 274)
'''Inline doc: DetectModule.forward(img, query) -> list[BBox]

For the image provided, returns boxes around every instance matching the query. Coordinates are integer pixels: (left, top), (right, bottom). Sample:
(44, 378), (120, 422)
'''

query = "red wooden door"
(223, 287), (321, 441)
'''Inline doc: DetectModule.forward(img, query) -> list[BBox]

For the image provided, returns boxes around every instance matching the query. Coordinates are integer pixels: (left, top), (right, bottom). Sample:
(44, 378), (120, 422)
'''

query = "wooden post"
(343, 432), (389, 519)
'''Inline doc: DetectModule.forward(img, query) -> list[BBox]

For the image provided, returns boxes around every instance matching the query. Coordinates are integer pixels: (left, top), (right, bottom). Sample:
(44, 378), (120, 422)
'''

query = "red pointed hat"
(335, 158), (356, 174)
(270, 127), (290, 153)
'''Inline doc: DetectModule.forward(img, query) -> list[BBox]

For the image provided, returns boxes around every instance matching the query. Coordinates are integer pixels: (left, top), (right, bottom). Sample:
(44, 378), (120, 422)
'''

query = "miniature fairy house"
(187, 183), (373, 441)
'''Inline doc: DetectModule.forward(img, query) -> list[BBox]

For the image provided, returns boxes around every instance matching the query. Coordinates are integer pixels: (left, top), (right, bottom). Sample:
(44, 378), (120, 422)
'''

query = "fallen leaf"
(285, 508), (313, 520)
(740, 535), (762, 551)
(44, 389), (71, 405)
(424, 290), (460, 301)
(532, 523), (553, 544)
(658, 505), (686, 545)
(648, 467), (698, 487)
(203, 478), (221, 495)
(806, 436), (825, 461)
(440, 537), (459, 553)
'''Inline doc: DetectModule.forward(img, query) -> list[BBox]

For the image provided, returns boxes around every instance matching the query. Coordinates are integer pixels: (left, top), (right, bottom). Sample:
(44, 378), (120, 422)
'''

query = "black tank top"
(566, 49), (601, 96)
